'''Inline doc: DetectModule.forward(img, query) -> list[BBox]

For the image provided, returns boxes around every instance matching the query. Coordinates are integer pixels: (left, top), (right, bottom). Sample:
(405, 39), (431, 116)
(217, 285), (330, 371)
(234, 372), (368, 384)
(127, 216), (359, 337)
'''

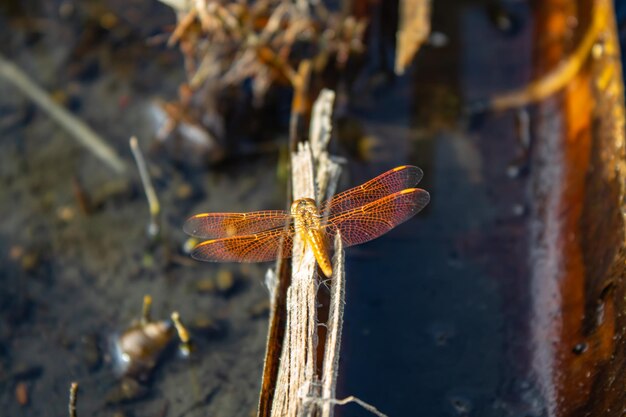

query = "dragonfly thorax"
(290, 198), (321, 231)
(290, 197), (332, 276)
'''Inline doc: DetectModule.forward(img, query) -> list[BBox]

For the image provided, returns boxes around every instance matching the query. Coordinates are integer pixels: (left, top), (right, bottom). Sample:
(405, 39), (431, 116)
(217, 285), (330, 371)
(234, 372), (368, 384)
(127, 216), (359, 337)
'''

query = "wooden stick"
(490, 0), (609, 110)
(320, 233), (345, 417)
(0, 53), (126, 174)
(68, 382), (78, 417)
(264, 89), (344, 417)
(270, 142), (319, 416)
(130, 136), (160, 238)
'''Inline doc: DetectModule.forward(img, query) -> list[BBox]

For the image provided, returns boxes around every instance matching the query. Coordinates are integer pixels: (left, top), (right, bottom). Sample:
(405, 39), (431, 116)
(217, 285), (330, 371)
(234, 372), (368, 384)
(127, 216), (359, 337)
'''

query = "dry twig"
(304, 395), (389, 417)
(395, 0), (432, 75)
(269, 141), (319, 416)
(0, 53), (126, 174)
(129, 136), (160, 238)
(490, 0), (609, 110)
(320, 232), (345, 417)
(68, 382), (78, 417)
(260, 89), (378, 417)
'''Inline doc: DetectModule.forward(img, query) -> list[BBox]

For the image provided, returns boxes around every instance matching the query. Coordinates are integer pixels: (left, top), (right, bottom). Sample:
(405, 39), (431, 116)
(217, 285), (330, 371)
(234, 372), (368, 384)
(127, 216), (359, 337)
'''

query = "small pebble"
(20, 252), (40, 272)
(105, 378), (149, 404)
(196, 277), (217, 293)
(56, 206), (76, 222)
(142, 253), (155, 268)
(100, 12), (118, 29)
(192, 316), (226, 338)
(176, 183), (193, 200)
(50, 90), (70, 106)
(195, 269), (237, 295)
(215, 269), (235, 293)
(9, 245), (24, 260)
(15, 382), (28, 406)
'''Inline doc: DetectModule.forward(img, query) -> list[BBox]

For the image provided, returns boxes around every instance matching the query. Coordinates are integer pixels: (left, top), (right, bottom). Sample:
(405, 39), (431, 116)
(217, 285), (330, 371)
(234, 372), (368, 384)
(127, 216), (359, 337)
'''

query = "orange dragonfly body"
(183, 165), (430, 277)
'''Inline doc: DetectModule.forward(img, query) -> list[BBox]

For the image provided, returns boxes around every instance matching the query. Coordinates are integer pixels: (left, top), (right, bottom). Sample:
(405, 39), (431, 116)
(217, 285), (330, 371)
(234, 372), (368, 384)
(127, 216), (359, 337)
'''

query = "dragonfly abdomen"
(305, 228), (333, 277)
(291, 198), (333, 277)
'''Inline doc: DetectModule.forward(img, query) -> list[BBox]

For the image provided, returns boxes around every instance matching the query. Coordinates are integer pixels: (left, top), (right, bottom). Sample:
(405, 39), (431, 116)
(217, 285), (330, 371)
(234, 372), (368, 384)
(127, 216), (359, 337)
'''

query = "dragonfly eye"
(291, 198), (317, 215)
(290, 200), (303, 215)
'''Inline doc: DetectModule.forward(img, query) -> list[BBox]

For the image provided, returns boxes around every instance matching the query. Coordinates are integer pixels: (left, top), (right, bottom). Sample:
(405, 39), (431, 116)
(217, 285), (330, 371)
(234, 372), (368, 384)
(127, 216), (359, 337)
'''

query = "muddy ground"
(0, 1), (282, 416)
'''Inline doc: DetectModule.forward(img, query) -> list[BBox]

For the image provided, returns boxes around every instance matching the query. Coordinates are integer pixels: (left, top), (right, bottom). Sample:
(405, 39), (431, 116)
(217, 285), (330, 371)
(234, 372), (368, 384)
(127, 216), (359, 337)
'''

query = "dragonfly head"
(290, 198), (321, 230)
(290, 198), (318, 216)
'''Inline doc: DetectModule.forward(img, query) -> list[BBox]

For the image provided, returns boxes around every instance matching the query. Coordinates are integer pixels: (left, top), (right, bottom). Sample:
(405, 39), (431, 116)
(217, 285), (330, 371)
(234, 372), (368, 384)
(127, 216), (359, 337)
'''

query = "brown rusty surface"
(527, 0), (626, 415)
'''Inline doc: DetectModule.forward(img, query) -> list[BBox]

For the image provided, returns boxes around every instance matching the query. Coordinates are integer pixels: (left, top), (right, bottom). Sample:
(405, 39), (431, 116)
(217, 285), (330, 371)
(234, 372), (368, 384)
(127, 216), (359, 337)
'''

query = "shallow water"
(2, 1), (626, 417)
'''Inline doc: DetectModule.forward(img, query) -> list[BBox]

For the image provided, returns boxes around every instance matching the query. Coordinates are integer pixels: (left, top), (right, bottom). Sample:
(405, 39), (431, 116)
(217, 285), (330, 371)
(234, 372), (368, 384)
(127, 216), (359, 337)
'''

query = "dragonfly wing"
(321, 165), (424, 216)
(191, 226), (294, 262)
(183, 210), (291, 239)
(325, 188), (430, 247)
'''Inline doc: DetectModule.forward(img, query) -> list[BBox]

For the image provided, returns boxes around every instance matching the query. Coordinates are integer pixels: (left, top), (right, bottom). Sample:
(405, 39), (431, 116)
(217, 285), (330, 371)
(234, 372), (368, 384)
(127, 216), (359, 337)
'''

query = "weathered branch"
(320, 233), (345, 417)
(259, 89), (346, 417)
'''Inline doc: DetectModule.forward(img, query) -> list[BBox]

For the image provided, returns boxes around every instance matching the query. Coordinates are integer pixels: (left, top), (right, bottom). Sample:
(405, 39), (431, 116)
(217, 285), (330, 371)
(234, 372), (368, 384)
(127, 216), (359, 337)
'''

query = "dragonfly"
(183, 165), (430, 277)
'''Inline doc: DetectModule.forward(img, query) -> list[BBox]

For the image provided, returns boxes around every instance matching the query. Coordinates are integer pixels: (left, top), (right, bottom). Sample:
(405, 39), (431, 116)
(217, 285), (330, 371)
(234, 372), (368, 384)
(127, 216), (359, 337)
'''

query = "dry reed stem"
(265, 88), (343, 417)
(490, 0), (609, 110)
(129, 136), (160, 238)
(395, 0), (432, 75)
(309, 90), (341, 207)
(270, 142), (319, 417)
(261, 88), (387, 417)
(0, 53), (127, 174)
(68, 382), (78, 417)
(141, 294), (153, 325)
(320, 232), (345, 417)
